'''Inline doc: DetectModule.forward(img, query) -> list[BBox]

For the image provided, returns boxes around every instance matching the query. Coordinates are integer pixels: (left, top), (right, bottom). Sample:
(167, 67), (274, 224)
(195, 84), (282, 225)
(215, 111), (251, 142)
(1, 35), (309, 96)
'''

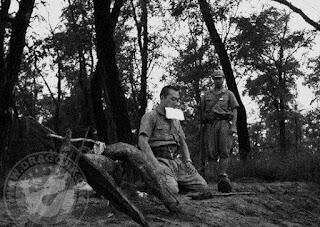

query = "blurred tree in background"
(232, 7), (314, 155)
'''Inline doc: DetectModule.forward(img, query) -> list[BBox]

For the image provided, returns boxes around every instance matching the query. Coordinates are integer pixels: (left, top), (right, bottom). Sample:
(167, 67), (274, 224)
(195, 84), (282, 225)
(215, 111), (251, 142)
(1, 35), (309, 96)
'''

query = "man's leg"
(217, 157), (232, 192)
(203, 123), (219, 182)
(218, 121), (233, 176)
(176, 159), (208, 193)
(217, 121), (233, 192)
(157, 158), (179, 194)
(207, 160), (218, 182)
(218, 157), (229, 176)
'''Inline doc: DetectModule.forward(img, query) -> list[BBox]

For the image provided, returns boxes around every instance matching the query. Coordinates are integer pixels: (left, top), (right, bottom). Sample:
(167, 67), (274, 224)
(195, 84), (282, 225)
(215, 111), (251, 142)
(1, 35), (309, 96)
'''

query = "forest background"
(1, 0), (320, 186)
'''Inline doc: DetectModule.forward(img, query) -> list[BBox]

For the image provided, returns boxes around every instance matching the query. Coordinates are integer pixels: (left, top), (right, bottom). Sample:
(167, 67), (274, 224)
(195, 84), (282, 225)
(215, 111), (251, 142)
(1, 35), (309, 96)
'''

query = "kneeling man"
(138, 85), (207, 194)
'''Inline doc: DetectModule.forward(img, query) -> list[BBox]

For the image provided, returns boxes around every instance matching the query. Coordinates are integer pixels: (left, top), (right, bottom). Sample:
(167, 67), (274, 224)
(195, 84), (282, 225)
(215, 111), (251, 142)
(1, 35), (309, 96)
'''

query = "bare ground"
(1, 180), (320, 226)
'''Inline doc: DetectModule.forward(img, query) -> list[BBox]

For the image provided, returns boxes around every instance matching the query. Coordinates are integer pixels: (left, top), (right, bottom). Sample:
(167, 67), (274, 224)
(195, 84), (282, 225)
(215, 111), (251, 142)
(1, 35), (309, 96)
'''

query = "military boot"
(217, 174), (232, 193)
(217, 158), (232, 193)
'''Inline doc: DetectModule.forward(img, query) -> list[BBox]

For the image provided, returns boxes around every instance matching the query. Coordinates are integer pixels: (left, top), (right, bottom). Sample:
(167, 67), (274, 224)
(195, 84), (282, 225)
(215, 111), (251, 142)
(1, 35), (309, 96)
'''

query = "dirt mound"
(1, 181), (320, 226)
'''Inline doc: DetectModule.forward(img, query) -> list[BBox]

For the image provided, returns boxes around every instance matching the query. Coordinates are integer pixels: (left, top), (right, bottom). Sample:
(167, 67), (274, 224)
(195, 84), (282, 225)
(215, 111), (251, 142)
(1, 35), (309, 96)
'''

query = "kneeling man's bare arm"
(138, 135), (160, 169)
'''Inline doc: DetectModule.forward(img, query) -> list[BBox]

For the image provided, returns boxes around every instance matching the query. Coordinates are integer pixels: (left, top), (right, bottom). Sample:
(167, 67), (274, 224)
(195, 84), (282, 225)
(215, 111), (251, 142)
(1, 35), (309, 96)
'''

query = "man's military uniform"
(139, 106), (207, 194)
(202, 88), (239, 175)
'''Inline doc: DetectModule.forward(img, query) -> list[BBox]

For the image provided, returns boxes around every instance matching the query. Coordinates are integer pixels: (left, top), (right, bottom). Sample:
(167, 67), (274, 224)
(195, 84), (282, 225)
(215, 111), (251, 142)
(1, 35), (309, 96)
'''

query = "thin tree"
(131, 0), (149, 119)
(92, 0), (133, 144)
(64, 0), (95, 128)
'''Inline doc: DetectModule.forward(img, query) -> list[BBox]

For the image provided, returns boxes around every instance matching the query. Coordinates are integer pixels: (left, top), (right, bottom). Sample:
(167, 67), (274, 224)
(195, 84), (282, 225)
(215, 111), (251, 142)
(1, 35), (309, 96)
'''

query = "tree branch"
(285, 33), (315, 64)
(272, 0), (320, 31)
(39, 73), (58, 107)
(111, 0), (125, 32)
(130, 0), (143, 52)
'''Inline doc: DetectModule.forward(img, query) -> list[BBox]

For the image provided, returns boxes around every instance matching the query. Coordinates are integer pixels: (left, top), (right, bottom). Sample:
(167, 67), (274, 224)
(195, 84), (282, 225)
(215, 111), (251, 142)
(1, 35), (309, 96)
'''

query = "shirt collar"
(155, 105), (165, 116)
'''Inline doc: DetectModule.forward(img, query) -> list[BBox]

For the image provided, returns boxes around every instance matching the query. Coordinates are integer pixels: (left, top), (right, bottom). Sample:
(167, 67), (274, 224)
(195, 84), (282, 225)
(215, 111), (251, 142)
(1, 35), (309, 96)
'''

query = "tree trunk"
(63, 145), (149, 227)
(279, 113), (286, 154)
(198, 0), (251, 160)
(138, 0), (149, 119)
(67, 0), (93, 127)
(55, 63), (62, 134)
(103, 142), (182, 213)
(0, 0), (35, 190)
(279, 74), (286, 154)
(78, 49), (93, 126)
(90, 62), (117, 144)
(32, 72), (38, 119)
(277, 44), (286, 154)
(93, 0), (133, 144)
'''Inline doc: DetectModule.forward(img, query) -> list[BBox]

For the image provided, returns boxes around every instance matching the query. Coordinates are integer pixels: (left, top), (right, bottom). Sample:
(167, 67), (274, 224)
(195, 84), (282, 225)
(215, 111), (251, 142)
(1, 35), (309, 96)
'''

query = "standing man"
(139, 85), (207, 194)
(201, 70), (239, 192)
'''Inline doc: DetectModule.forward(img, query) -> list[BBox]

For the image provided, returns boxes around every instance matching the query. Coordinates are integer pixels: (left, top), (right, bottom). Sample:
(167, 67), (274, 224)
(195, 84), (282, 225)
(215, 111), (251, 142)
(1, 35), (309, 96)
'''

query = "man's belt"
(203, 113), (232, 123)
(152, 144), (178, 160)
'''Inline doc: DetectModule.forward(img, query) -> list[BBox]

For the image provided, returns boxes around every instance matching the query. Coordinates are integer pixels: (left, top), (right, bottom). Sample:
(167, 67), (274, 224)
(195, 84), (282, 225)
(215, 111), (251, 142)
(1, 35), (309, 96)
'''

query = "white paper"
(165, 107), (185, 121)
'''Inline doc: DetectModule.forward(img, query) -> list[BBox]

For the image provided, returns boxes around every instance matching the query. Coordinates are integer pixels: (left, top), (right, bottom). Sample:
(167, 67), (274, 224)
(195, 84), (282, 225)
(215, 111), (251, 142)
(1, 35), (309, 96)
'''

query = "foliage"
(305, 56), (320, 106)
(303, 109), (320, 153)
(14, 0), (96, 136)
(233, 7), (312, 112)
(16, 36), (45, 120)
(166, 38), (218, 111)
(114, 0), (164, 129)
(247, 107), (304, 154)
(231, 7), (314, 152)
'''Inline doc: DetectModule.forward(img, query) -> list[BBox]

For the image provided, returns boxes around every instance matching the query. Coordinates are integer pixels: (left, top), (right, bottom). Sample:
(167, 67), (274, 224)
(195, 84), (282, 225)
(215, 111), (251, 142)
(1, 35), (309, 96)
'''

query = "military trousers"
(157, 157), (208, 194)
(204, 119), (233, 160)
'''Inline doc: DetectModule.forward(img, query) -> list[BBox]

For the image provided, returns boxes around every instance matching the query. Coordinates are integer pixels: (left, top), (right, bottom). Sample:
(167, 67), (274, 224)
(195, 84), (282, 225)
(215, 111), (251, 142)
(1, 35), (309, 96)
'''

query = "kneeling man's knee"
(163, 175), (179, 194)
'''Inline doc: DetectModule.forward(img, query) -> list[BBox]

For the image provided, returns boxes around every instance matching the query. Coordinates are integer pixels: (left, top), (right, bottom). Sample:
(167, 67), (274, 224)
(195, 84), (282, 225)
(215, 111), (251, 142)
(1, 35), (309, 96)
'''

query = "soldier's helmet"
(213, 70), (225, 78)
